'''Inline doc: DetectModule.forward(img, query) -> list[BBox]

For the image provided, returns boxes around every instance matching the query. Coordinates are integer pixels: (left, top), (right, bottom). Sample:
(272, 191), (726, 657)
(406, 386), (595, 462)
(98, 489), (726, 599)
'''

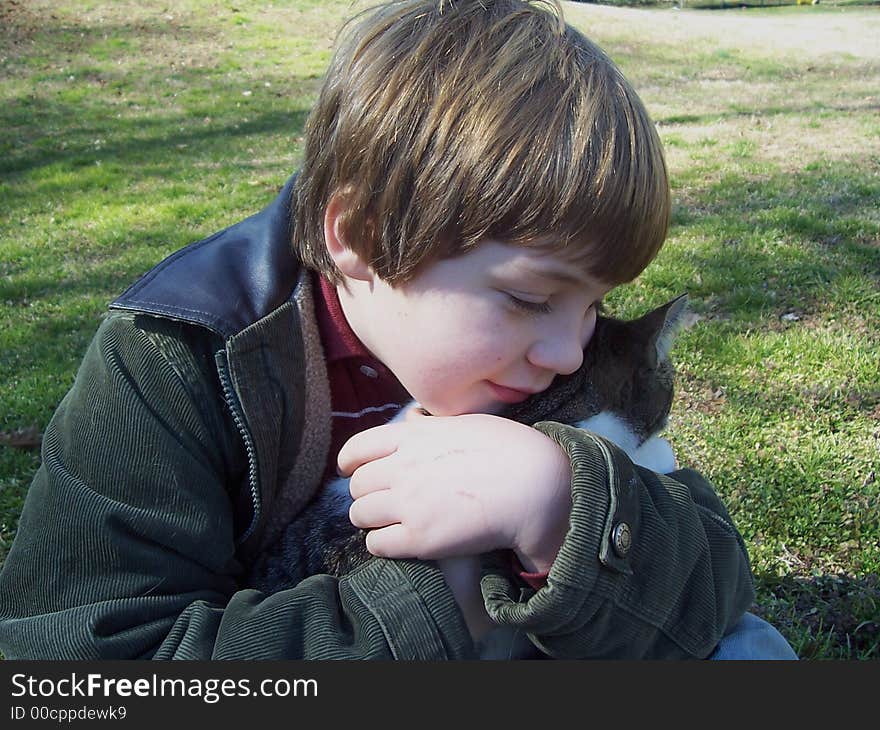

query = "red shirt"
(313, 272), (412, 483)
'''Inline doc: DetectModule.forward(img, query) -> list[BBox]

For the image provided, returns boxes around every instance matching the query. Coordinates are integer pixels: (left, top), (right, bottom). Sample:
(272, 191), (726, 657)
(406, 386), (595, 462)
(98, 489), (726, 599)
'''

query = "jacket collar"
(222, 280), (332, 559)
(110, 173), (301, 339)
(108, 171), (332, 558)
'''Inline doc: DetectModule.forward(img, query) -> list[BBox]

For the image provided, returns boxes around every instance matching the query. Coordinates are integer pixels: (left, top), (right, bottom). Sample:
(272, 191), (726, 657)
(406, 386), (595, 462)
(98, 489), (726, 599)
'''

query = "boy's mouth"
(486, 381), (535, 404)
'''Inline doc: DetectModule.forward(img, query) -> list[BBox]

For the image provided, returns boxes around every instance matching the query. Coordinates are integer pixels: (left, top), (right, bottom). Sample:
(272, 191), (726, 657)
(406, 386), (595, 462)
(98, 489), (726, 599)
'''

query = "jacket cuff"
(481, 421), (636, 633)
(343, 558), (476, 660)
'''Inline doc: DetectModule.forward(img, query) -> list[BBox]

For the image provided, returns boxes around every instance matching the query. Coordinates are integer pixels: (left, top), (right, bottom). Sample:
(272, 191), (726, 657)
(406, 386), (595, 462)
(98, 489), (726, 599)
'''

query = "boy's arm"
(480, 421), (755, 660)
(0, 314), (474, 660)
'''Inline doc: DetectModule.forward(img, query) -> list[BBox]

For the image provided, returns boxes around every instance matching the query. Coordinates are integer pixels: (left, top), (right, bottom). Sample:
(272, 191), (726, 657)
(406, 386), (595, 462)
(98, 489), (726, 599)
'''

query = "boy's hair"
(293, 0), (670, 287)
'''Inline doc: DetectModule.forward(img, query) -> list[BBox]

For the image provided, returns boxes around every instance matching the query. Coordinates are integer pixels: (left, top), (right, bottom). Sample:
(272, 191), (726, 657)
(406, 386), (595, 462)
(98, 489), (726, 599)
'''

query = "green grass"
(2, 1), (878, 659)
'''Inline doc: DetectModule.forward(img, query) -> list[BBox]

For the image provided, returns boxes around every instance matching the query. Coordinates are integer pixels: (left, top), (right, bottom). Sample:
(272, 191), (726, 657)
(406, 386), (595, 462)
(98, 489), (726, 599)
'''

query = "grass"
(1, 1), (878, 660)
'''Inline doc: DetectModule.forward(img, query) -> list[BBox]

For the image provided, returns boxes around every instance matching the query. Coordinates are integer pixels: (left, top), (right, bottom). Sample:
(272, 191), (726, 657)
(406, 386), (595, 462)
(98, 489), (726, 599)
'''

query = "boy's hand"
(338, 410), (573, 574)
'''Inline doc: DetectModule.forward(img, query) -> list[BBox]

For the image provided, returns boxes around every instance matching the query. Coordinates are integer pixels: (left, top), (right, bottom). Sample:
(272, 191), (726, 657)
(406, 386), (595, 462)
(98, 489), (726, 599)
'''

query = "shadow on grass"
(1, 101), (309, 184)
(0, 212), (246, 389)
(753, 572), (880, 659)
(0, 7), (317, 181)
(1, 7), (313, 393)
(667, 160), (880, 320)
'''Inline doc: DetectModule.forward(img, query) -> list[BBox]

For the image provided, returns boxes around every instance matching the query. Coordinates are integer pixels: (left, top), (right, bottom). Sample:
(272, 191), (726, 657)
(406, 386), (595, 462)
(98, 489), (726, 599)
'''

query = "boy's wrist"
(511, 437), (572, 574)
(513, 537), (563, 575)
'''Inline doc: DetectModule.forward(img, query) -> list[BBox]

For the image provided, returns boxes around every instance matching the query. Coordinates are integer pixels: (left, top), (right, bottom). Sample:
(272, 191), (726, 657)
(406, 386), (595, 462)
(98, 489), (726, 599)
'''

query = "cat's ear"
(646, 293), (689, 363)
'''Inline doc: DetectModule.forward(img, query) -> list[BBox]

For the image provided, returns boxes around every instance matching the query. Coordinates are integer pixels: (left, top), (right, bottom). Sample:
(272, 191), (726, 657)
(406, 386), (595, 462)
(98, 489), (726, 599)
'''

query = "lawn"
(1, 0), (878, 659)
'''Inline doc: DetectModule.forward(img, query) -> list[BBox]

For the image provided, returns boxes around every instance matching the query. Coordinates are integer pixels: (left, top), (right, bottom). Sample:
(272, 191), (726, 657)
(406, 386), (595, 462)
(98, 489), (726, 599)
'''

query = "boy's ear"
(324, 191), (372, 282)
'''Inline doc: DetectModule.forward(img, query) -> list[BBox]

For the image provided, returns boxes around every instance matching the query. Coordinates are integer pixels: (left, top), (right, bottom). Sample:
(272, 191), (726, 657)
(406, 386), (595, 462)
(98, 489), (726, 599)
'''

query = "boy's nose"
(526, 325), (586, 376)
(526, 307), (596, 376)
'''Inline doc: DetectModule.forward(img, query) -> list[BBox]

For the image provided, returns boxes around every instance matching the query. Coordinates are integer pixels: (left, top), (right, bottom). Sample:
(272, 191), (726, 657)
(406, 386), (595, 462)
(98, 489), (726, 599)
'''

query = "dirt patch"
(563, 3), (880, 61)
(0, 0), (42, 47)
(0, 426), (42, 450)
(661, 112), (880, 178)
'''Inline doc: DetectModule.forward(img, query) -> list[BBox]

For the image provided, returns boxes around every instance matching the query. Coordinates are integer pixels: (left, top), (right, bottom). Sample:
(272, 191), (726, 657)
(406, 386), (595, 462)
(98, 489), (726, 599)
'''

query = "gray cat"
(249, 294), (689, 598)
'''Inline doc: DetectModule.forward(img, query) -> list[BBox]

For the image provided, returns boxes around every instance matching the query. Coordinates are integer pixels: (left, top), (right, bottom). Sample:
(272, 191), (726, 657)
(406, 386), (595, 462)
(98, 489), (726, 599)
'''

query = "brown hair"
(292, 0), (670, 287)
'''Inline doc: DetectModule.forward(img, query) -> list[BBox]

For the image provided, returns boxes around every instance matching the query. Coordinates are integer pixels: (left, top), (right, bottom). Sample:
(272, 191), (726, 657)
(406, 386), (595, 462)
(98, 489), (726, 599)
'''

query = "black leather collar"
(110, 173), (301, 339)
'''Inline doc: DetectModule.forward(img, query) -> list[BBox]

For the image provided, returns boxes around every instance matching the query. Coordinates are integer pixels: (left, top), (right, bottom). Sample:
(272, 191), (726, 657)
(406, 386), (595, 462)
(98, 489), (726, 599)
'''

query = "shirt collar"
(313, 271), (374, 363)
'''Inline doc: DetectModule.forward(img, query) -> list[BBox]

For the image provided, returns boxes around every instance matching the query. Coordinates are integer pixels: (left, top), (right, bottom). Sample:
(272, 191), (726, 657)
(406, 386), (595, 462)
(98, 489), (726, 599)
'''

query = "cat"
(249, 293), (690, 652)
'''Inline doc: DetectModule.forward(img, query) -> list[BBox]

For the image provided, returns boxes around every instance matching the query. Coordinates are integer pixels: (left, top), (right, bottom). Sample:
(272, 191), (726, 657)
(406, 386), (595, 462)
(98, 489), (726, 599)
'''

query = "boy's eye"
(505, 293), (552, 315)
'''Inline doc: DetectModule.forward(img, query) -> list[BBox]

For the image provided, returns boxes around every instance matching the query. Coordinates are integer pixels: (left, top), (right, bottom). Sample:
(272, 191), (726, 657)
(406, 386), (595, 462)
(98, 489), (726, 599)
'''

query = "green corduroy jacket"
(0, 176), (755, 660)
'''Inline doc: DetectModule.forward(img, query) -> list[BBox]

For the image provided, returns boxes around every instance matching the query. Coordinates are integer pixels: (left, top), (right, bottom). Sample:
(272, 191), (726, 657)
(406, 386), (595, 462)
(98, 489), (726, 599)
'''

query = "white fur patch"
(576, 412), (641, 454)
(631, 435), (677, 474)
(577, 411), (677, 473)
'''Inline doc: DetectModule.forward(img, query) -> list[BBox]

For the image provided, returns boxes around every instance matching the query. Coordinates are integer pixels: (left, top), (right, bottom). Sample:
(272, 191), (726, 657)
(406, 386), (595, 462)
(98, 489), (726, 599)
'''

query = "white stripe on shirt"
(330, 403), (402, 419)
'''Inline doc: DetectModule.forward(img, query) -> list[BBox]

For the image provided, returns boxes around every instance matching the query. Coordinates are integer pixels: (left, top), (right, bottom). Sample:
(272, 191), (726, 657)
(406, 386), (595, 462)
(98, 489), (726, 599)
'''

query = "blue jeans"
(708, 612), (798, 660)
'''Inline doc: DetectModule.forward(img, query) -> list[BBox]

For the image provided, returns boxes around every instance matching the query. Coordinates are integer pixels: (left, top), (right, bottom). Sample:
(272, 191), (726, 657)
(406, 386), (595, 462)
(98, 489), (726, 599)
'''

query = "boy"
(0, 0), (795, 659)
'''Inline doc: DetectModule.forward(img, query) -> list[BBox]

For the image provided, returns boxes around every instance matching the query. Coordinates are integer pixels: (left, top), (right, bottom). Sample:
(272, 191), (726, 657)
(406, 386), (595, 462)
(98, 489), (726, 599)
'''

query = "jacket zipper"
(216, 349), (262, 545)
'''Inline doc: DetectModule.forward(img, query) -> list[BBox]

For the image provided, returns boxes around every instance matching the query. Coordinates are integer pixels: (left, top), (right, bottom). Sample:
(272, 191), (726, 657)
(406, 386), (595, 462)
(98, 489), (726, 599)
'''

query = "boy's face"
(340, 240), (612, 417)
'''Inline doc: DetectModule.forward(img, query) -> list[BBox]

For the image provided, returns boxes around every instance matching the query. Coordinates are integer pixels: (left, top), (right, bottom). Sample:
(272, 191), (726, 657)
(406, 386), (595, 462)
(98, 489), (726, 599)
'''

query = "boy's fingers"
(364, 523), (414, 559)
(347, 455), (394, 499)
(336, 423), (399, 477)
(348, 490), (399, 529)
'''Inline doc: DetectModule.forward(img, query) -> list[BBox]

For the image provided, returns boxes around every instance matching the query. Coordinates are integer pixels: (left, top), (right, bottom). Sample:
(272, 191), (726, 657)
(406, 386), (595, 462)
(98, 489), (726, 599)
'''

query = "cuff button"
(611, 522), (632, 557)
